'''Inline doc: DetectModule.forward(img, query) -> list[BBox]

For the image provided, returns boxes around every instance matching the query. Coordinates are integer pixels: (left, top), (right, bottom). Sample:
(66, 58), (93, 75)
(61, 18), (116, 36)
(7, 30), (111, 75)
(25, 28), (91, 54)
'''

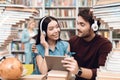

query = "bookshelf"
(44, 0), (98, 40)
(0, 4), (39, 63)
(0, 0), (111, 63)
(44, 0), (76, 40)
(45, 6), (76, 40)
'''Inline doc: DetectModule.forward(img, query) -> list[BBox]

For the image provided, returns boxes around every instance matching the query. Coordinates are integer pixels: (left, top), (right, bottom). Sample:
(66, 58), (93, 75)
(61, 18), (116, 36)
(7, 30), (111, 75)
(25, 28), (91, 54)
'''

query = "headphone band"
(94, 20), (97, 24)
(40, 16), (47, 32)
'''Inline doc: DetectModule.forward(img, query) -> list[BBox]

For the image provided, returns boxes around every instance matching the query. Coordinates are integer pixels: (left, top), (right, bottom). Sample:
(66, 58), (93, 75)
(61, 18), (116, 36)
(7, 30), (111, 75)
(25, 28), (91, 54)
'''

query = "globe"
(0, 57), (23, 79)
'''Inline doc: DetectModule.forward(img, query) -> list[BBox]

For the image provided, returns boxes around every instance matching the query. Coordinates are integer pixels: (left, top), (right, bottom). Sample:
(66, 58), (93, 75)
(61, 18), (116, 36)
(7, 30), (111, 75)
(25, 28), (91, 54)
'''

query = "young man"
(61, 8), (112, 80)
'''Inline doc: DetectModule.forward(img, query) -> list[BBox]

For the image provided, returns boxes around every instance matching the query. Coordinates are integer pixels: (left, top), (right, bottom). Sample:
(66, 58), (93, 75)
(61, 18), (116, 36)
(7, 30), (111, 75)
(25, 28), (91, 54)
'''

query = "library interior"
(0, 0), (120, 80)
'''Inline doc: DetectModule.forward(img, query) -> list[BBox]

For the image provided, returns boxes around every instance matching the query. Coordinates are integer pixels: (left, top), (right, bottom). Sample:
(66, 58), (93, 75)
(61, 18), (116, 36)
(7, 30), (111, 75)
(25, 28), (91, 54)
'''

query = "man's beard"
(77, 30), (91, 39)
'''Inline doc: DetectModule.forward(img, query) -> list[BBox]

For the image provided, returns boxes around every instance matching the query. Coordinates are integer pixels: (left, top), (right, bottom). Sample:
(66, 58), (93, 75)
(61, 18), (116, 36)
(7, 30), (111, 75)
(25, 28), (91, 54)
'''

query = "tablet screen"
(45, 55), (66, 71)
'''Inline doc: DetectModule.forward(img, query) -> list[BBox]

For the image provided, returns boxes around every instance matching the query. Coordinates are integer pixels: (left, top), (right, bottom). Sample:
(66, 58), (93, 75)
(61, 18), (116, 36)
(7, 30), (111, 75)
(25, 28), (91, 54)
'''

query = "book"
(47, 70), (68, 80)
(96, 66), (120, 80)
(95, 0), (120, 6)
(96, 77), (120, 80)
(97, 66), (120, 77)
(60, 31), (70, 40)
(21, 75), (46, 80)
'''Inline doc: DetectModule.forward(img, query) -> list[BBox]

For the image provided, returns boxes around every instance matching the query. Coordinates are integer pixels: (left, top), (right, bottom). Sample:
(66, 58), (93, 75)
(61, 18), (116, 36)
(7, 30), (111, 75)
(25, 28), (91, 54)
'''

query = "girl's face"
(29, 21), (36, 29)
(47, 20), (60, 41)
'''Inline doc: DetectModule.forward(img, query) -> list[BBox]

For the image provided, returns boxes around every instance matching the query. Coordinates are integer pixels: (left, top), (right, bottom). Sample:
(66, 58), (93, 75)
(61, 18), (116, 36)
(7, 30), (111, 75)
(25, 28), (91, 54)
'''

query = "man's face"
(76, 16), (91, 38)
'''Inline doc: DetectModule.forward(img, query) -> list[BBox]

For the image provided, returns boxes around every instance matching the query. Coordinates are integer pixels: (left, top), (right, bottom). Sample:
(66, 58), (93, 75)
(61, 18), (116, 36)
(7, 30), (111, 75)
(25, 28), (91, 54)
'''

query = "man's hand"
(61, 57), (79, 75)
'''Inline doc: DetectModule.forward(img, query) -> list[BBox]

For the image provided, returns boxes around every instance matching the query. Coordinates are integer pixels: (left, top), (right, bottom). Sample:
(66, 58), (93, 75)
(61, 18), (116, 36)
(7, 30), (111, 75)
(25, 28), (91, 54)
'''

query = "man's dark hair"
(78, 8), (100, 29)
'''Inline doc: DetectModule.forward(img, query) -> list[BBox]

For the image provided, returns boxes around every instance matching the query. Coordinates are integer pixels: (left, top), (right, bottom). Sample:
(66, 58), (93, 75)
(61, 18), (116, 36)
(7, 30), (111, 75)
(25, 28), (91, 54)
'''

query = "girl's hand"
(40, 31), (49, 49)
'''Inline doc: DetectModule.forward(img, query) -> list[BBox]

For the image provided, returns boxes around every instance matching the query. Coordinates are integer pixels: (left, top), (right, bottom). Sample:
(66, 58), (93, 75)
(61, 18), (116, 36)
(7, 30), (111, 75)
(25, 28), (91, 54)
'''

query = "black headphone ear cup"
(91, 20), (98, 31)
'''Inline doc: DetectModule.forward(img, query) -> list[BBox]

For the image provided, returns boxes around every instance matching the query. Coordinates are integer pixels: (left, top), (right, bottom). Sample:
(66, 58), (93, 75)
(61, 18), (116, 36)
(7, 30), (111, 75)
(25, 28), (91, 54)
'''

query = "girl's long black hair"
(36, 16), (61, 45)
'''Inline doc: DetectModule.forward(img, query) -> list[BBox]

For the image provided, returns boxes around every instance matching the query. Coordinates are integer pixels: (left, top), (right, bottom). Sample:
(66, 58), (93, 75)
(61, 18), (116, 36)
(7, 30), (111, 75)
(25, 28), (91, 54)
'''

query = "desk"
(21, 75), (46, 80)
(21, 70), (75, 80)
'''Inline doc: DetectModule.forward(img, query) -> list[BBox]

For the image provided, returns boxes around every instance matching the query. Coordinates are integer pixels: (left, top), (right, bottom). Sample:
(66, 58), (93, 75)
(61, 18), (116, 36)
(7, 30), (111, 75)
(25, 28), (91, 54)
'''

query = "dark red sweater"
(69, 34), (112, 80)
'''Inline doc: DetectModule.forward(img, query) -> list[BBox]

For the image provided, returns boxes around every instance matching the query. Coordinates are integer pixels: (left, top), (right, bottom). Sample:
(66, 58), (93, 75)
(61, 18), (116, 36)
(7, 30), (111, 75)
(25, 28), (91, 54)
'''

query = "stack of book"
(47, 70), (69, 80)
(0, 5), (39, 49)
(93, 1), (120, 79)
(93, 0), (120, 29)
(0, 0), (11, 4)
(96, 49), (120, 80)
(105, 49), (120, 72)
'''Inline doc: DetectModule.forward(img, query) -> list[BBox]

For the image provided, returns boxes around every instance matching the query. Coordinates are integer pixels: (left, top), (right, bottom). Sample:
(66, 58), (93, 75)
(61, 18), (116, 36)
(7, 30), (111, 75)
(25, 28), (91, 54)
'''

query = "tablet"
(45, 55), (66, 71)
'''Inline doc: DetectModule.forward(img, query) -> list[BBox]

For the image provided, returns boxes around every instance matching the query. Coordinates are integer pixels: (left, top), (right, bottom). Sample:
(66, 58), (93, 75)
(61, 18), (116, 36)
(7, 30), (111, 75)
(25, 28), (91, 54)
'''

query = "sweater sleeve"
(92, 41), (112, 79)
(98, 41), (112, 66)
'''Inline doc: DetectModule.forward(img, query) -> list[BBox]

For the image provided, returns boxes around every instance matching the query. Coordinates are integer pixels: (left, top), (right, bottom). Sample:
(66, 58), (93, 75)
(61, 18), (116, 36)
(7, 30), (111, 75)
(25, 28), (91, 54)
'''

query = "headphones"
(40, 16), (47, 35)
(91, 20), (99, 31)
